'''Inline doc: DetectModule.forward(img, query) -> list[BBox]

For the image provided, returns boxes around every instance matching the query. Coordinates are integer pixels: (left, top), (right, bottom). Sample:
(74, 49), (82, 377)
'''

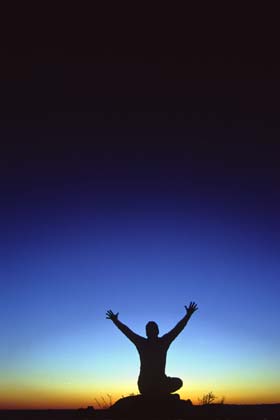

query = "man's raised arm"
(162, 302), (198, 344)
(106, 309), (142, 344)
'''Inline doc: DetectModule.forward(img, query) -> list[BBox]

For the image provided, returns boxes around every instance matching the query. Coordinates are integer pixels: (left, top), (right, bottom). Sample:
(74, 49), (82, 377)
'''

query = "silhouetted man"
(106, 301), (198, 397)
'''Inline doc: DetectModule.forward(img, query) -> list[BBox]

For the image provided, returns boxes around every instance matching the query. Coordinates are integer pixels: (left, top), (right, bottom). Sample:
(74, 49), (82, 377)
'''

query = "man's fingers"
(106, 309), (118, 319)
(106, 309), (113, 318)
(185, 302), (198, 312)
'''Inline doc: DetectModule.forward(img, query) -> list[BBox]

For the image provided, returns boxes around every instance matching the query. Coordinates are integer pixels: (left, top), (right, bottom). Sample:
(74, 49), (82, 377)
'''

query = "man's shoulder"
(133, 334), (146, 344)
(159, 334), (172, 345)
(133, 335), (147, 349)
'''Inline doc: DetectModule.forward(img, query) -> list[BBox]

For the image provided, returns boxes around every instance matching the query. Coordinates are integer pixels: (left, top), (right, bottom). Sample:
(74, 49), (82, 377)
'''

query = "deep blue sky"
(1, 52), (280, 406)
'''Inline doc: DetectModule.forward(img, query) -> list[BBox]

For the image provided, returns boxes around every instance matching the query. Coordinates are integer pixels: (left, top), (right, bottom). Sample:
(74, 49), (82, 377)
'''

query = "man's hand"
(185, 301), (198, 317)
(106, 309), (119, 322)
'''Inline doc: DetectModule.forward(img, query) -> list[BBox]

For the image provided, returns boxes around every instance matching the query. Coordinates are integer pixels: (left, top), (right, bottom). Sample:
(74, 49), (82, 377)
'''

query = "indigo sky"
(1, 52), (280, 408)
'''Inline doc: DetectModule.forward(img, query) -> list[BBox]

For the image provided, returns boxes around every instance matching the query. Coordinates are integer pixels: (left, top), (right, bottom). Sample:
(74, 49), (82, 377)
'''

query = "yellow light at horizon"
(1, 378), (279, 410)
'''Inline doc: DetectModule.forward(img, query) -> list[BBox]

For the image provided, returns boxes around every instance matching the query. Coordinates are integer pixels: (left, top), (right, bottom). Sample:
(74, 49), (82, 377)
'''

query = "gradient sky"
(1, 51), (280, 408)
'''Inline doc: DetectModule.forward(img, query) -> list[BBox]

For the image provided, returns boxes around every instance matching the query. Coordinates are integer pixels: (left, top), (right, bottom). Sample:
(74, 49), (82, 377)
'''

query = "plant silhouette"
(106, 301), (198, 397)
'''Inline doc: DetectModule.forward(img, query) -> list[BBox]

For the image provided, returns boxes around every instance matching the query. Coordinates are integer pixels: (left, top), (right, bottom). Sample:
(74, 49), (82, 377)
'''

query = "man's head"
(145, 321), (159, 339)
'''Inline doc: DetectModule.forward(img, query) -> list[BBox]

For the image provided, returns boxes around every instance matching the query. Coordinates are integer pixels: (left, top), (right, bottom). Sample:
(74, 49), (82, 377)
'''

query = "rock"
(110, 394), (192, 419)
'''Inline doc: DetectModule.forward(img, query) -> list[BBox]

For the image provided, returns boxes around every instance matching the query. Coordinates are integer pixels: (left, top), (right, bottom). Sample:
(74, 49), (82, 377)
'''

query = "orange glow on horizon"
(1, 385), (280, 410)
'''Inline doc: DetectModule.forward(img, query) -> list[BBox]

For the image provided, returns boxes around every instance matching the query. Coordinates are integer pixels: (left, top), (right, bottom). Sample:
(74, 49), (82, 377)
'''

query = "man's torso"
(135, 337), (170, 378)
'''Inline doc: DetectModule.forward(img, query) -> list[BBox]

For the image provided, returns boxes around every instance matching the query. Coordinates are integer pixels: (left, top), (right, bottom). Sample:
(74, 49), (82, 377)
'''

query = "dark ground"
(1, 404), (280, 420)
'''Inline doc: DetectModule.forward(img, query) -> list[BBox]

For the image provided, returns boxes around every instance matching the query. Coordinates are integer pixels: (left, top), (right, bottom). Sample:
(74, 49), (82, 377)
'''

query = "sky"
(1, 50), (280, 409)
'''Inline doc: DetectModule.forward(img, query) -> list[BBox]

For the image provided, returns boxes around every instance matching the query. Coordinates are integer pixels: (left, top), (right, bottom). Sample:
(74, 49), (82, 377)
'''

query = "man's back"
(134, 336), (170, 379)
